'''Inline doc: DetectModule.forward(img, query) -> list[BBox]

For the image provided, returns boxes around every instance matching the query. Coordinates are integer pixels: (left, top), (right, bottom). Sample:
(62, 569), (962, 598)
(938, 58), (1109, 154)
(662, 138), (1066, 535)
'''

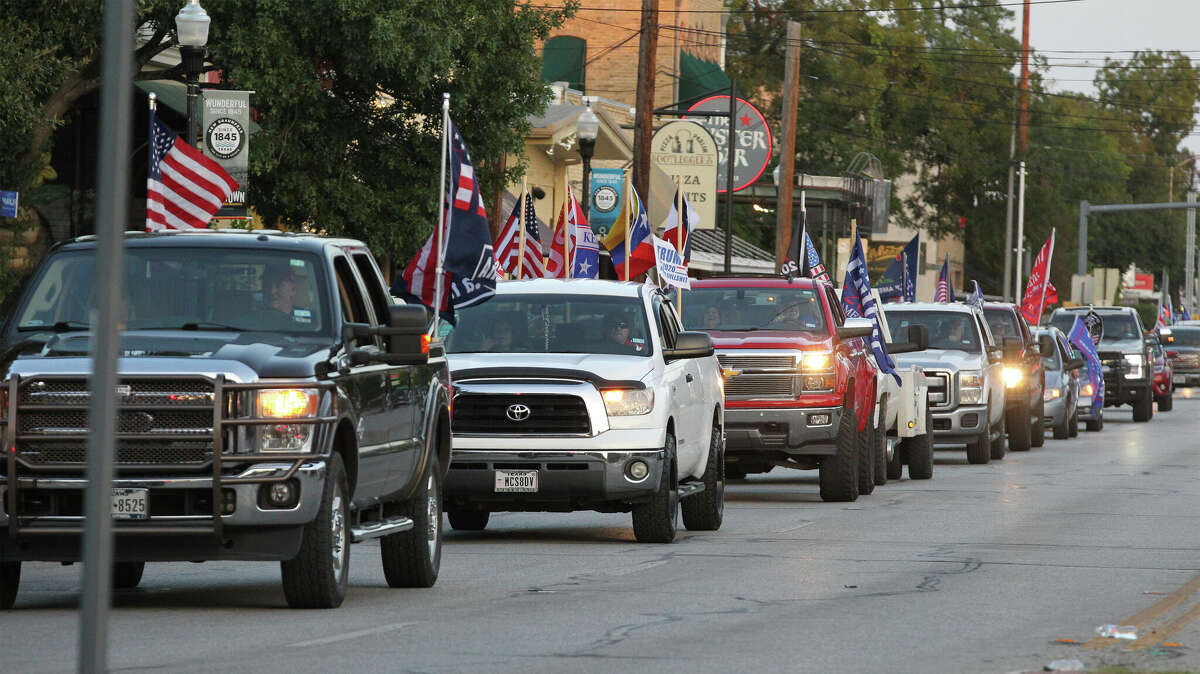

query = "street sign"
(0, 191), (18, 218)
(202, 90), (253, 219)
(685, 96), (772, 194)
(651, 121), (718, 229)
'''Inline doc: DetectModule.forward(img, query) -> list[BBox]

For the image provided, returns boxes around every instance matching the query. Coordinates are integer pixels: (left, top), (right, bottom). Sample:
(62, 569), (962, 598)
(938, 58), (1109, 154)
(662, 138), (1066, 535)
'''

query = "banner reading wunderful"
(201, 89), (253, 219)
(588, 167), (623, 239)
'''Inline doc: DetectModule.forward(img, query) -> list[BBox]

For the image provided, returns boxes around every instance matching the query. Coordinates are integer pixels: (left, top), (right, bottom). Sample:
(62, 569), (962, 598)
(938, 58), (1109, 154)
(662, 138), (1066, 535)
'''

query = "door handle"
(686, 373), (694, 383)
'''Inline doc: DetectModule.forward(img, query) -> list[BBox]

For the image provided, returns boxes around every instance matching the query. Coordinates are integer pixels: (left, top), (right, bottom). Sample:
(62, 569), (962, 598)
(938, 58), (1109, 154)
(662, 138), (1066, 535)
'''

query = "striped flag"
(934, 255), (955, 303)
(146, 112), (238, 231)
(497, 193), (546, 279)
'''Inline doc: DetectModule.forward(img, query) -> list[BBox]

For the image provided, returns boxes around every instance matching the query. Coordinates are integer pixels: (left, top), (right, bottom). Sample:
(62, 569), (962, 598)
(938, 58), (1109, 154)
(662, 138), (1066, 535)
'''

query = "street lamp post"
(576, 98), (600, 221)
(175, 0), (211, 149)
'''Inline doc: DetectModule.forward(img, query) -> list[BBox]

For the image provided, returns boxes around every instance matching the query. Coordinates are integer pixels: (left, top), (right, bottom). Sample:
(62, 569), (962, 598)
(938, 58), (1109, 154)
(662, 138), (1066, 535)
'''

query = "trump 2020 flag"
(877, 233), (918, 303)
(394, 119), (497, 321)
(842, 231), (899, 384)
(1020, 230), (1055, 325)
(1068, 316), (1104, 416)
(146, 111), (238, 231)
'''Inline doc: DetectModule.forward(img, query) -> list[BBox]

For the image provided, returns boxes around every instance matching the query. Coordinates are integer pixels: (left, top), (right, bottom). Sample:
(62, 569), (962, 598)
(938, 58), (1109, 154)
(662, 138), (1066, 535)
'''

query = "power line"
(536, 0), (1089, 15)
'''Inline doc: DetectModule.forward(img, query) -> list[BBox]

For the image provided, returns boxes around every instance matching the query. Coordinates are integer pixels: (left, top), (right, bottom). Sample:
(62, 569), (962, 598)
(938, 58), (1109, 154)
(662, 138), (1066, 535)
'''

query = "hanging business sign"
(588, 167), (624, 239)
(685, 96), (772, 194)
(201, 90), (253, 219)
(650, 121), (718, 229)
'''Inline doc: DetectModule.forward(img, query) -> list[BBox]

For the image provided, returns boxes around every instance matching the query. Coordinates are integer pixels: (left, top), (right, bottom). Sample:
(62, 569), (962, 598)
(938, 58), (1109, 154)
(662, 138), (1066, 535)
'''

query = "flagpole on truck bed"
(676, 175), (684, 314)
(517, 176), (528, 279)
(624, 171), (631, 282)
(432, 93), (451, 337)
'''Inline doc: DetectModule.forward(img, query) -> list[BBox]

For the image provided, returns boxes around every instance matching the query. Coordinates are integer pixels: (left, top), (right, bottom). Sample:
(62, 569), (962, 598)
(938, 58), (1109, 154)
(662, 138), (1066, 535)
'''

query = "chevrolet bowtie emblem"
(722, 368), (741, 380)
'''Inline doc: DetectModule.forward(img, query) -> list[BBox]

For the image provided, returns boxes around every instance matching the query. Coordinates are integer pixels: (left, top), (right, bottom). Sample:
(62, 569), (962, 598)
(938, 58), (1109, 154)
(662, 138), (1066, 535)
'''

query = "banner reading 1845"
(201, 90), (253, 219)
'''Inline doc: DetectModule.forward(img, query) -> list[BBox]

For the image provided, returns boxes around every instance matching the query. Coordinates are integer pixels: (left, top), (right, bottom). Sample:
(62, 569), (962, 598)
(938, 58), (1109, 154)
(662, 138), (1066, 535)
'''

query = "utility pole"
(632, 0), (660, 200)
(1018, 0), (1031, 157)
(1003, 113), (1016, 301)
(1015, 161), (1027, 301)
(774, 21), (803, 271)
(1187, 190), (1196, 312)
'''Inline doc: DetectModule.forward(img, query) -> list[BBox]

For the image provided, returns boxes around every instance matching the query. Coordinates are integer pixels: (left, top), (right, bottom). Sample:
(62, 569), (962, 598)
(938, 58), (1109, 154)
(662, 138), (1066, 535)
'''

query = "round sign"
(205, 118), (245, 160)
(592, 185), (619, 214)
(685, 96), (772, 193)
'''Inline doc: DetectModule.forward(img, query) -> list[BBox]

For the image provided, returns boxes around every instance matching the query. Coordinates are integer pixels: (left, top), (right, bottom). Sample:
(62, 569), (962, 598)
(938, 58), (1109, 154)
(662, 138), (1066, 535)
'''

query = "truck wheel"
(1068, 410), (1079, 437)
(381, 456), (442, 588)
(0, 561), (19, 609)
(873, 398), (888, 487)
(112, 562), (145, 590)
(1053, 408), (1070, 439)
(682, 422), (724, 531)
(905, 406), (934, 480)
(990, 416), (1008, 461)
(1158, 391), (1174, 411)
(819, 403), (859, 502)
(965, 405), (991, 465)
(886, 442), (905, 481)
(447, 509), (489, 531)
(1005, 408), (1030, 452)
(1133, 388), (1153, 422)
(281, 452), (349, 609)
(632, 434), (678, 543)
(1031, 400), (1046, 448)
(1087, 414), (1104, 432)
(857, 406), (876, 496)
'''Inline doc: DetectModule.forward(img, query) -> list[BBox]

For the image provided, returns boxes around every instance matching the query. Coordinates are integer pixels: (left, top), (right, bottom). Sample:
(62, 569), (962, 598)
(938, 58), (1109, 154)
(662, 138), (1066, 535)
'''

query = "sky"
(1018, 0), (1200, 151)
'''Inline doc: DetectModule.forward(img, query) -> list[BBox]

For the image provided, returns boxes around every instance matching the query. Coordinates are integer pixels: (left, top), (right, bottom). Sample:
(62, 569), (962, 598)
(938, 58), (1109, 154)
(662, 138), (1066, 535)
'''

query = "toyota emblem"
(505, 403), (532, 422)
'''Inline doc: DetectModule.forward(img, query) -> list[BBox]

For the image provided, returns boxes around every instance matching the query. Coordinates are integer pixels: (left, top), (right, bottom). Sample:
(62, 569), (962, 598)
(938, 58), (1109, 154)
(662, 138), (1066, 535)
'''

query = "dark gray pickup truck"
(0, 230), (450, 609)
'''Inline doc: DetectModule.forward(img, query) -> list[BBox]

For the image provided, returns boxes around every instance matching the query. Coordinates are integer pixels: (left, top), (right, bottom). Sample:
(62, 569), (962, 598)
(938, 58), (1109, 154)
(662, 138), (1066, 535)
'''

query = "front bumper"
(0, 461), (326, 562)
(444, 449), (665, 512)
(1171, 368), (1200, 386)
(723, 405), (842, 456)
(1076, 396), (1100, 421)
(1102, 373), (1150, 406)
(929, 404), (988, 444)
(1043, 395), (1067, 427)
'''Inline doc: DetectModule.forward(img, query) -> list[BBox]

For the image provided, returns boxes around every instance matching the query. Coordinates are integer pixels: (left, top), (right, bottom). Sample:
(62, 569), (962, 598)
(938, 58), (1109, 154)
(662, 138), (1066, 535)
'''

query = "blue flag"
(1068, 316), (1104, 416)
(842, 231), (900, 384)
(966, 280), (984, 310)
(877, 233), (918, 303)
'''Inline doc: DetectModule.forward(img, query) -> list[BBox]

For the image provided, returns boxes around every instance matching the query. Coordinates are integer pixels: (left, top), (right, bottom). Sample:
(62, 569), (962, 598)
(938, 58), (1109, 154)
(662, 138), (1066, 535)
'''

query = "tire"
(1158, 392), (1174, 411)
(1087, 414), (1104, 432)
(904, 406), (934, 480)
(873, 398), (889, 487)
(447, 509), (489, 531)
(990, 416), (1008, 461)
(1133, 388), (1153, 422)
(632, 434), (679, 543)
(819, 403), (859, 502)
(682, 421), (724, 531)
(281, 452), (350, 609)
(0, 561), (18, 610)
(1068, 411), (1079, 437)
(857, 405), (876, 496)
(966, 405), (991, 465)
(1005, 407), (1030, 452)
(1031, 400), (1046, 448)
(381, 456), (443, 588)
(112, 562), (145, 590)
(886, 441), (904, 481)
(1052, 407), (1071, 439)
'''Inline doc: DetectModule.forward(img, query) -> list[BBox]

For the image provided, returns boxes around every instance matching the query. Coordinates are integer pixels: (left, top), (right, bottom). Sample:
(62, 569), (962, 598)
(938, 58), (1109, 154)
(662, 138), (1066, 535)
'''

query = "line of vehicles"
(0, 230), (1181, 610)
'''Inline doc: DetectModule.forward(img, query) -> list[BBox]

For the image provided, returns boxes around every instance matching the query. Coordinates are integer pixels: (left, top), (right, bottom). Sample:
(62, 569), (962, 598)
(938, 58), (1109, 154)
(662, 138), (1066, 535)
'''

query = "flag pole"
(145, 92), (157, 232)
(676, 175), (684, 314)
(564, 173), (572, 280)
(1035, 228), (1056, 325)
(623, 171), (631, 282)
(431, 93), (451, 338)
(516, 176), (528, 279)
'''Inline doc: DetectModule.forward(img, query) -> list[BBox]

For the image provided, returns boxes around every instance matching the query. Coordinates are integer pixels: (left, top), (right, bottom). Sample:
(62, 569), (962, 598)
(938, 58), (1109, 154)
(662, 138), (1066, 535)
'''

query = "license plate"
(112, 488), (148, 520)
(1174, 374), (1186, 384)
(494, 470), (538, 493)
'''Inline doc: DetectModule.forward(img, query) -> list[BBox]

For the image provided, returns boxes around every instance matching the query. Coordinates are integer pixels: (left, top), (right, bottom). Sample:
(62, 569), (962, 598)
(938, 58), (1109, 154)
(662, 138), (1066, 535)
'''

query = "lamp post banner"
(588, 168), (624, 239)
(201, 89), (252, 218)
(684, 96), (772, 194)
(0, 191), (17, 218)
(651, 121), (718, 229)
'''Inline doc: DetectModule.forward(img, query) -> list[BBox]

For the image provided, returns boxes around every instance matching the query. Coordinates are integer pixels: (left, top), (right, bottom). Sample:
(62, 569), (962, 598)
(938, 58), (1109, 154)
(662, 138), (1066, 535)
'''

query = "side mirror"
(836, 317), (874, 340)
(664, 331), (714, 361)
(1038, 333), (1055, 357)
(1002, 336), (1022, 360)
(1159, 331), (1174, 345)
(886, 324), (928, 354)
(342, 304), (432, 365)
(988, 347), (1004, 362)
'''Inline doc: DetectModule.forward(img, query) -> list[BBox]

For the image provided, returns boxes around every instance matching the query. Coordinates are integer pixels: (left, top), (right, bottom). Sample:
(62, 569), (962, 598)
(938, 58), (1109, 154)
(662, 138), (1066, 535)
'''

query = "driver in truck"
(262, 265), (301, 327)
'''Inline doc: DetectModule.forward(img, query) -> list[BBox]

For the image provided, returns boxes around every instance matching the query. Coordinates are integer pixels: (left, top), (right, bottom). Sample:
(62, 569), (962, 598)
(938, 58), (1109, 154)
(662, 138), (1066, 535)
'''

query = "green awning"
(679, 51), (730, 104)
(540, 36), (586, 93)
(135, 80), (260, 133)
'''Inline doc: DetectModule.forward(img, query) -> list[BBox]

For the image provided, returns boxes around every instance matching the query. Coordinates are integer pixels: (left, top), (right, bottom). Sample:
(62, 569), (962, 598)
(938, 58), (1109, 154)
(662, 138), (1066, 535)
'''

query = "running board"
(678, 483), (705, 499)
(350, 516), (414, 543)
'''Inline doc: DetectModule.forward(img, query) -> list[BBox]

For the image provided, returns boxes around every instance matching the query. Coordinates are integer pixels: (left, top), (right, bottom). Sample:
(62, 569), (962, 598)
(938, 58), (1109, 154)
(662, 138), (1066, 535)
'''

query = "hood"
(892, 348), (983, 372)
(447, 352), (653, 384)
(1096, 339), (1145, 355)
(2, 330), (330, 380)
(703, 330), (832, 350)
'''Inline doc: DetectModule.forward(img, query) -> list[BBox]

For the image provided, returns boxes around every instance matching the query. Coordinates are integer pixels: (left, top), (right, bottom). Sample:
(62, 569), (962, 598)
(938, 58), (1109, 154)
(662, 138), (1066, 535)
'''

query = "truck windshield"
(1170, 327), (1200, 346)
(885, 311), (981, 352)
(446, 293), (653, 357)
(984, 309), (1020, 340)
(680, 287), (827, 332)
(15, 248), (330, 335)
(1049, 312), (1141, 342)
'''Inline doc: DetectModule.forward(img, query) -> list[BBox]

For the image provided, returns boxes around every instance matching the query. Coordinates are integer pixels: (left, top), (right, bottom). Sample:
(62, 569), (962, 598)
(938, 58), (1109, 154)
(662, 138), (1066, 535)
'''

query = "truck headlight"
(959, 370), (984, 404)
(1081, 383), (1095, 397)
(1001, 367), (1023, 388)
(1044, 387), (1062, 401)
(1123, 354), (1144, 379)
(257, 424), (315, 452)
(257, 389), (318, 419)
(801, 351), (832, 371)
(602, 389), (654, 416)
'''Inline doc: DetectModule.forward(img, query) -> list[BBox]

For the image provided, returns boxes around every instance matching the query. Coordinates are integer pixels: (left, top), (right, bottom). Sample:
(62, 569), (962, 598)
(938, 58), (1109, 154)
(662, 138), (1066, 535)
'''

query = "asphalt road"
(6, 395), (1200, 673)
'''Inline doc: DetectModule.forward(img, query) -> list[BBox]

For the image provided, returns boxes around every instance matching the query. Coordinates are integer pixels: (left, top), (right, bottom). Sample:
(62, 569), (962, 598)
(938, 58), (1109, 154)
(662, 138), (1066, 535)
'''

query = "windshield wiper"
(16, 320), (92, 333)
(180, 322), (246, 332)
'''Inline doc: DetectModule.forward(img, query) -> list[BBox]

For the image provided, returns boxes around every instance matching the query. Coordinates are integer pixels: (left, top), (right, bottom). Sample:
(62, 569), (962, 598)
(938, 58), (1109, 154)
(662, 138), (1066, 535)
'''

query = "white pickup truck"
(442, 279), (726, 543)
(871, 300), (934, 482)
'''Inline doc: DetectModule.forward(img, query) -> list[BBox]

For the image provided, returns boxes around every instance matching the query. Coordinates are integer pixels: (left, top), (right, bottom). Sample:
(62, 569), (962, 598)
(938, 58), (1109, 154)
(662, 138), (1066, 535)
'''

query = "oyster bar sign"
(685, 96), (773, 193)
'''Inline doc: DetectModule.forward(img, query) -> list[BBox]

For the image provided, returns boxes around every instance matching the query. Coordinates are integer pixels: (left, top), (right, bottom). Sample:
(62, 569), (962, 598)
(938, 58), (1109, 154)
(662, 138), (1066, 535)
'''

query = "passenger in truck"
(702, 305), (722, 329)
(481, 319), (514, 353)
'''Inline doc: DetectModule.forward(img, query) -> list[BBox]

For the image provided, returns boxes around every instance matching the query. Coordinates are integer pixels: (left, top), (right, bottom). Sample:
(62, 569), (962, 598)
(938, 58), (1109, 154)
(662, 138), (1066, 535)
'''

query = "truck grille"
(926, 371), (952, 408)
(717, 354), (796, 370)
(452, 393), (591, 435)
(1172, 353), (1200, 369)
(13, 377), (215, 469)
(726, 375), (794, 399)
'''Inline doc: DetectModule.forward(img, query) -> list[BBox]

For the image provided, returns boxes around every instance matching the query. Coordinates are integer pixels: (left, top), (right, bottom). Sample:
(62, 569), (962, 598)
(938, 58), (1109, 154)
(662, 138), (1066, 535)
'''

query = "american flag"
(805, 231), (830, 282)
(146, 112), (238, 231)
(497, 193), (545, 279)
(934, 255), (954, 303)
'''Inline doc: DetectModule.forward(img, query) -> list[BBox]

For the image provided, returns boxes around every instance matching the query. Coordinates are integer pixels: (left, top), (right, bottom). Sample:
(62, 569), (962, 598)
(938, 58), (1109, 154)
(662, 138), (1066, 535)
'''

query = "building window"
(541, 36), (586, 93)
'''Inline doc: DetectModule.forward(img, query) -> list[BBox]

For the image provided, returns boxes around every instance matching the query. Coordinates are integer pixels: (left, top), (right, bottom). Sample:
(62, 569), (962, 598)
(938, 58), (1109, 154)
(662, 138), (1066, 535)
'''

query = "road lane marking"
(1084, 572), (1200, 649)
(287, 622), (417, 648)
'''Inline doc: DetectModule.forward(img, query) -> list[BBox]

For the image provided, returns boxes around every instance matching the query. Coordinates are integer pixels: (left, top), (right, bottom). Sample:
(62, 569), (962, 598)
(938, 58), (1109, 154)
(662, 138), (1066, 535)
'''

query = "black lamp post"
(576, 99), (600, 221)
(175, 0), (210, 148)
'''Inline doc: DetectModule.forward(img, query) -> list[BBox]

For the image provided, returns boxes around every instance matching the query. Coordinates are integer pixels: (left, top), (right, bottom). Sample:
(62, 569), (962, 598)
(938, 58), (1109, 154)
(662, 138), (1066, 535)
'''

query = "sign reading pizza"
(685, 96), (772, 194)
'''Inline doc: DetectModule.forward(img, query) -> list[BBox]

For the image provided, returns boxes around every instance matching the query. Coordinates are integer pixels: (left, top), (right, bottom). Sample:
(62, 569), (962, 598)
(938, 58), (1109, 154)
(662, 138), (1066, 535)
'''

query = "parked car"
(681, 278), (877, 502)
(884, 303), (1008, 464)
(1164, 326), (1200, 387)
(1034, 327), (1083, 439)
(442, 279), (725, 543)
(1149, 339), (1174, 411)
(0, 231), (451, 609)
(982, 303), (1047, 451)
(1049, 307), (1157, 422)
